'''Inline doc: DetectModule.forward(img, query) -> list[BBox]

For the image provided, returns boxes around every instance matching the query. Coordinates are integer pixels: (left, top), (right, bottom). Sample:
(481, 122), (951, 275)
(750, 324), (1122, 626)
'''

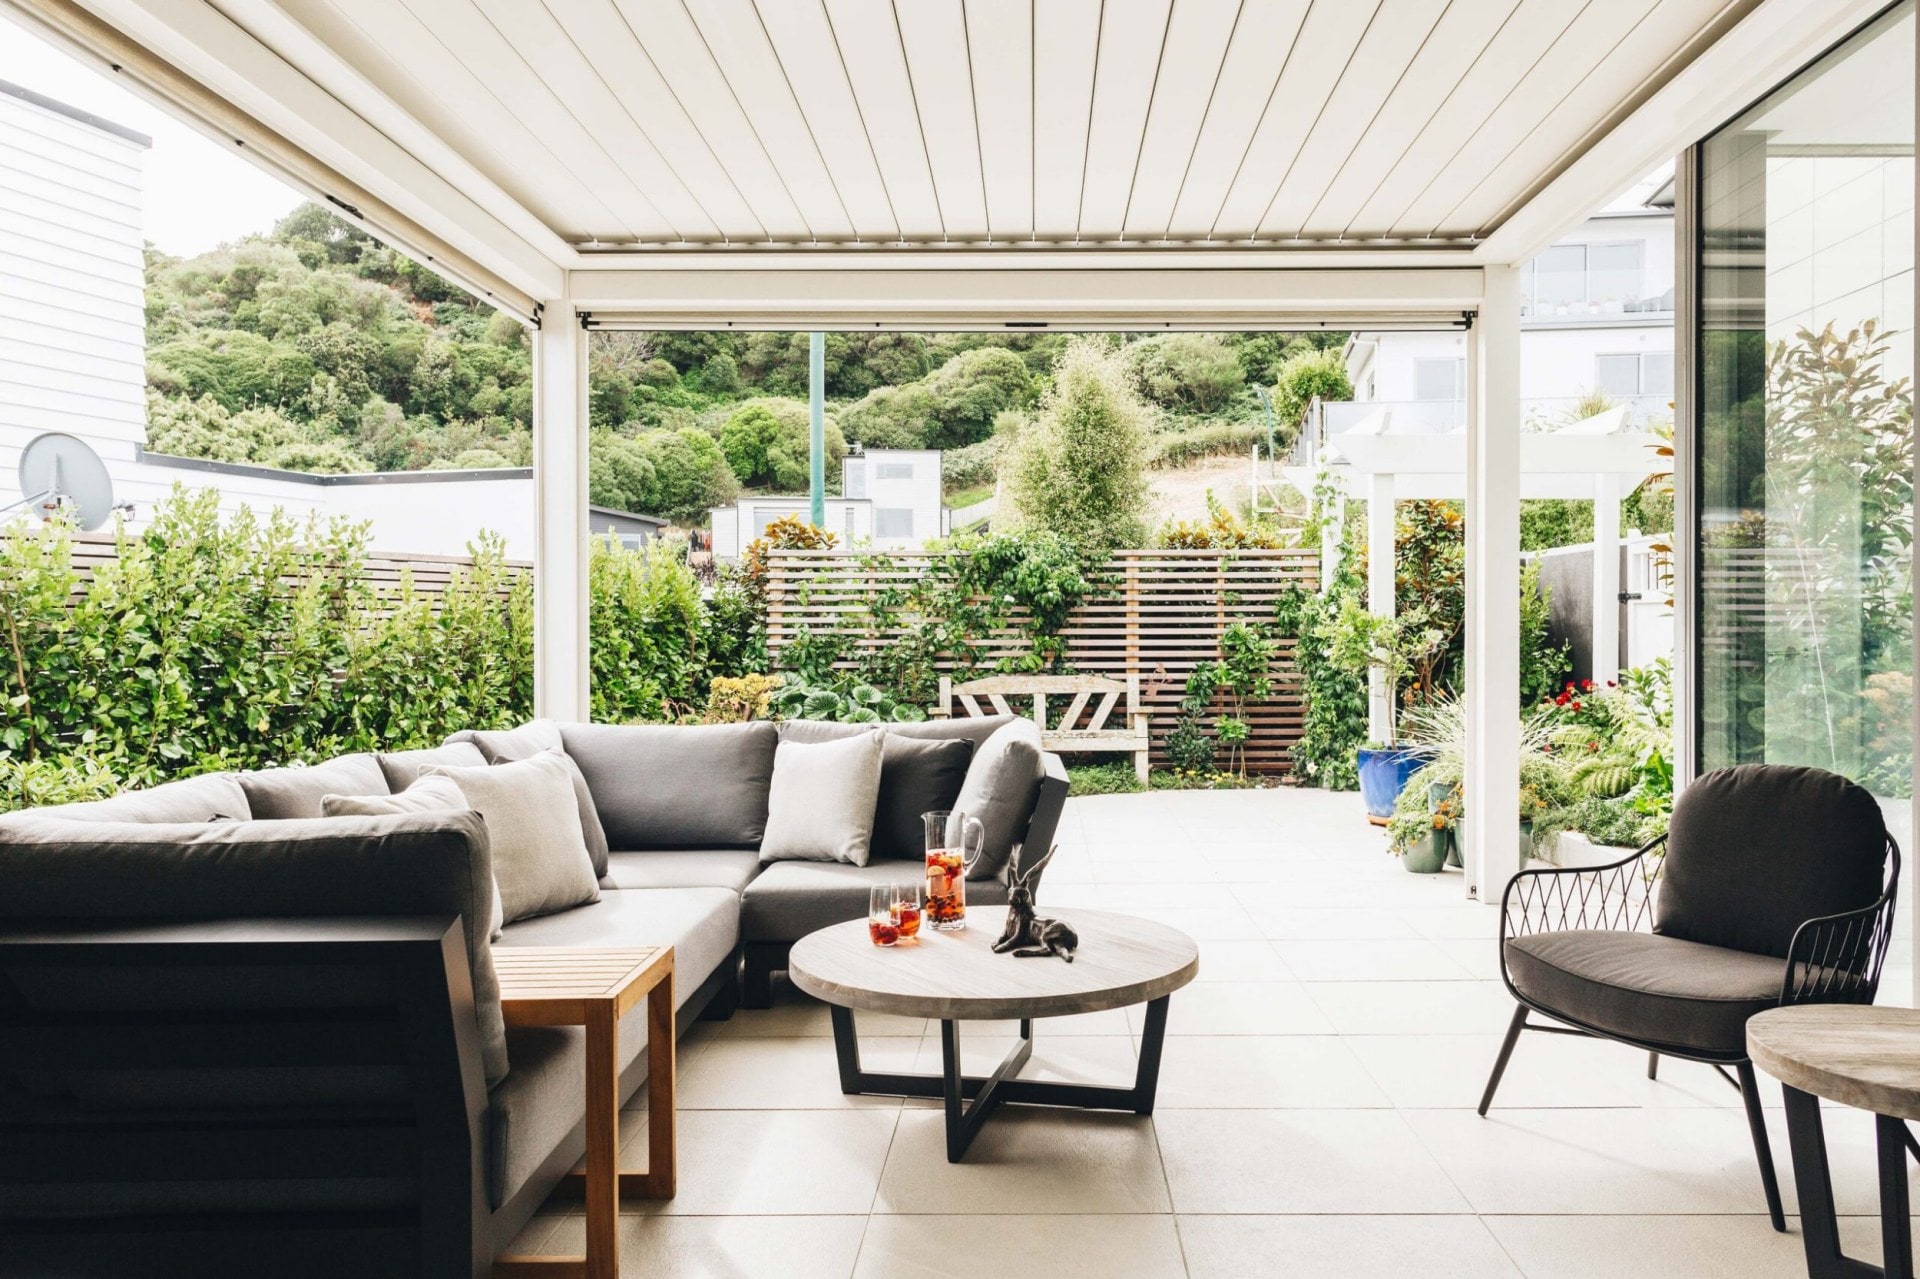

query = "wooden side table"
(1749, 1005), (1920, 1279)
(492, 946), (675, 1279)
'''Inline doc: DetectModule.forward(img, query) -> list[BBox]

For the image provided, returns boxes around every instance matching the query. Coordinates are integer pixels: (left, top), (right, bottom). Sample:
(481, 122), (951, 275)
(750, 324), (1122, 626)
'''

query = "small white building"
(708, 448), (947, 559)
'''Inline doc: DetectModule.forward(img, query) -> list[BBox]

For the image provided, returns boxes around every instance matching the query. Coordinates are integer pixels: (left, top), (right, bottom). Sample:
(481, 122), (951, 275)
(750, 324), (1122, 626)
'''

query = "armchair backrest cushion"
(561, 721), (777, 849)
(0, 808), (510, 1085)
(238, 752), (389, 819)
(1656, 763), (1890, 958)
(5, 771), (251, 824)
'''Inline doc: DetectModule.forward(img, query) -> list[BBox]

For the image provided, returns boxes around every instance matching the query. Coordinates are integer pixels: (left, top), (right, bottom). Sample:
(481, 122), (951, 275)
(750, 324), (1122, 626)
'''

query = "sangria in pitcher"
(922, 809), (986, 931)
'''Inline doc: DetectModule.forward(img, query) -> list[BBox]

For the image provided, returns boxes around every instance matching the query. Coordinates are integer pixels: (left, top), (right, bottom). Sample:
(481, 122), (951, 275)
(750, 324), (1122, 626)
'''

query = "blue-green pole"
(808, 331), (825, 527)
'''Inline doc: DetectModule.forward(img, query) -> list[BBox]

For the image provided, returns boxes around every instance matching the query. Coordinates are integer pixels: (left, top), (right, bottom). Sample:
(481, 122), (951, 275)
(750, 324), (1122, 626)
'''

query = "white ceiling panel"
(734, 0), (896, 240)
(1120, 0), (1242, 241)
(1258, 0), (1450, 239)
(1030, 0), (1101, 237)
(1077, 0), (1172, 240)
(1209, 0), (1379, 239)
(150, 0), (1767, 261)
(822, 0), (947, 238)
(965, 0), (1033, 241)
(894, 0), (989, 238)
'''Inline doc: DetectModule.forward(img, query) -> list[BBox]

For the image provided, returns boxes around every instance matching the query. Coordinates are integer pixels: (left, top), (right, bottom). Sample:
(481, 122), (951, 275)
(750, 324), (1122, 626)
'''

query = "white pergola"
(0, 0), (1893, 905)
(1291, 408), (1667, 738)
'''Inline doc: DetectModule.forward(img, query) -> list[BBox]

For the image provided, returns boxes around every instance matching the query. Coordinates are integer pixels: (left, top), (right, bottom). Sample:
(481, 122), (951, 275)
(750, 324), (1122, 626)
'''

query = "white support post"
(1367, 470), (1397, 742)
(532, 307), (590, 723)
(1466, 266), (1523, 904)
(1591, 473), (1622, 685)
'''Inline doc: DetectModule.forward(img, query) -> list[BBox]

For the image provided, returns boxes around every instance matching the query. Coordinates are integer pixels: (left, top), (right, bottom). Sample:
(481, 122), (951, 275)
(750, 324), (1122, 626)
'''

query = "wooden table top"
(1748, 1005), (1920, 1122)
(494, 946), (672, 1027)
(787, 907), (1198, 1021)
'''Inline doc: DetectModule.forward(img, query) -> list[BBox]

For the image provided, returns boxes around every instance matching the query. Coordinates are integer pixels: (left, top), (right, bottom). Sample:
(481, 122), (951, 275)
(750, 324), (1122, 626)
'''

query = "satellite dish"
(13, 433), (117, 530)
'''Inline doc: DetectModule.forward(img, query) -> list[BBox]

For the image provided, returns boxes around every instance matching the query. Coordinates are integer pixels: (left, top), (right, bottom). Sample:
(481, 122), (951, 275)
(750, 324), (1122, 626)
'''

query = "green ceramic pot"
(1403, 828), (1450, 874)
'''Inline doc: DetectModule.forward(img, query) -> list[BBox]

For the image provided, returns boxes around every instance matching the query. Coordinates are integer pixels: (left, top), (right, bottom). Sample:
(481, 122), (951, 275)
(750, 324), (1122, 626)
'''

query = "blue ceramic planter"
(1356, 746), (1429, 819)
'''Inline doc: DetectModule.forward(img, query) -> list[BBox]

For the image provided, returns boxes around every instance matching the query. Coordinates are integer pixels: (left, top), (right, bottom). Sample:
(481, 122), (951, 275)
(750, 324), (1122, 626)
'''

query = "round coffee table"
(789, 906), (1199, 1161)
(1749, 1005), (1920, 1279)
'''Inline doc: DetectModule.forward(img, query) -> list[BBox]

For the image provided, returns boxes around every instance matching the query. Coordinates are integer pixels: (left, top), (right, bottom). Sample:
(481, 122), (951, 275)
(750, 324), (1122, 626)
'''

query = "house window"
(1594, 352), (1673, 397)
(875, 508), (914, 538)
(876, 462), (914, 480)
(845, 460), (866, 498)
(1413, 358), (1464, 401)
(1521, 241), (1648, 314)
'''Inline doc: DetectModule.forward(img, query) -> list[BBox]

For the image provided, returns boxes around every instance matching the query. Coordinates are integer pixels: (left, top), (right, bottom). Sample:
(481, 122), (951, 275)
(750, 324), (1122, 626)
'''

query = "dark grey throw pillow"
(446, 722), (610, 882)
(561, 721), (777, 849)
(238, 753), (389, 820)
(872, 736), (974, 859)
(953, 718), (1043, 881)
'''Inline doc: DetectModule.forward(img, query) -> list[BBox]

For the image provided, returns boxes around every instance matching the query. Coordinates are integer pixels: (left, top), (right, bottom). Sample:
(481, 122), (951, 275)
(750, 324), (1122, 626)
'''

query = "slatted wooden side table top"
(493, 946), (675, 1279)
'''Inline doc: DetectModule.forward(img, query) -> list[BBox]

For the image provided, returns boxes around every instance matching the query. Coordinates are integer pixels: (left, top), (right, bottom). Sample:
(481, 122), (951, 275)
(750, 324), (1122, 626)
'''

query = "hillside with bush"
(141, 204), (1347, 523)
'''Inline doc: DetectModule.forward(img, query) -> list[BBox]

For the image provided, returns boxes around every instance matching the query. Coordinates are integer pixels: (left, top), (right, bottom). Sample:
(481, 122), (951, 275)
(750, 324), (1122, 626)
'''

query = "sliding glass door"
(1694, 3), (1915, 814)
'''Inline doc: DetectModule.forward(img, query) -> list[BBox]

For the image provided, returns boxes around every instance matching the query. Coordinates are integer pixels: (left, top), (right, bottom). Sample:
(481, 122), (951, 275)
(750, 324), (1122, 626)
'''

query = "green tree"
(1126, 333), (1245, 413)
(1005, 337), (1151, 554)
(1271, 347), (1353, 428)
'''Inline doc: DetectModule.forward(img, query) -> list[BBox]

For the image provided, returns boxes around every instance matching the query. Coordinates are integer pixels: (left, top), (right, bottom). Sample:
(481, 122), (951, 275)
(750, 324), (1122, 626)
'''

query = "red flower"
(1571, 700), (1583, 711)
(1581, 680), (1595, 691)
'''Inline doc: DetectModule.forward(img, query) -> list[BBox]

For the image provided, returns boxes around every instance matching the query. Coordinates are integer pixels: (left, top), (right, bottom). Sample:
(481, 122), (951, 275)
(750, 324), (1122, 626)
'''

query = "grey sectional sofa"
(0, 714), (1066, 1278)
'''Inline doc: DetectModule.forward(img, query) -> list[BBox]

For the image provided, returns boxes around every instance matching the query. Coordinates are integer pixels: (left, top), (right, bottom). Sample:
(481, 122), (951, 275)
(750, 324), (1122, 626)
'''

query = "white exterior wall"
(842, 448), (946, 545)
(709, 498), (875, 560)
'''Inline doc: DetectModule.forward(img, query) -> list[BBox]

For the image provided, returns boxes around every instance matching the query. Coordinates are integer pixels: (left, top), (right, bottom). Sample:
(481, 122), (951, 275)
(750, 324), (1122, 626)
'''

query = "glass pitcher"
(923, 809), (986, 931)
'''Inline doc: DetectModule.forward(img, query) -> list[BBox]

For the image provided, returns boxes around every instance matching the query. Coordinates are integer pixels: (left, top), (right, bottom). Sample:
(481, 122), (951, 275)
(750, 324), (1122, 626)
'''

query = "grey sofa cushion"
(1657, 764), (1890, 958)
(760, 733), (885, 866)
(604, 849), (765, 894)
(775, 722), (974, 860)
(4, 771), (251, 824)
(741, 859), (1010, 943)
(561, 721), (777, 849)
(488, 886), (739, 1207)
(238, 753), (389, 819)
(376, 741), (486, 790)
(0, 809), (510, 1086)
(952, 718), (1044, 880)
(325, 776), (505, 941)
(1505, 929), (1788, 1055)
(449, 723), (611, 884)
(429, 753), (600, 925)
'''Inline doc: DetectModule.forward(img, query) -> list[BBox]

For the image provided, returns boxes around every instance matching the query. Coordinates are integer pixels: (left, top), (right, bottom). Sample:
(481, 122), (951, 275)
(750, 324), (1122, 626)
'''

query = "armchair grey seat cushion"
(487, 887), (738, 1207)
(604, 849), (764, 894)
(741, 859), (1010, 942)
(1505, 929), (1787, 1055)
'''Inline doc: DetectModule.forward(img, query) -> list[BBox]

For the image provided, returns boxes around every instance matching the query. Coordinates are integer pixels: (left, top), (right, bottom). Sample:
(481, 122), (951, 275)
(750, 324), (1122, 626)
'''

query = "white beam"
(1368, 470), (1397, 742)
(1465, 265), (1523, 904)
(1591, 473), (1622, 686)
(532, 309), (589, 723)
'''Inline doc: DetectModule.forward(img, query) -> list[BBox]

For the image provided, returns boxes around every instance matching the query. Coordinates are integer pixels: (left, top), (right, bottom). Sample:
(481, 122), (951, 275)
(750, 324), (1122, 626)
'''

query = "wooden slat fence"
(766, 547), (1320, 774)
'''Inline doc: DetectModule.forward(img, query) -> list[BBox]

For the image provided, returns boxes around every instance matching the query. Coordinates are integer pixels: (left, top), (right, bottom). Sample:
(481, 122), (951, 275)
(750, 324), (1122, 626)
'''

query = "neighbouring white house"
(708, 447), (948, 559)
(1344, 171), (1677, 435)
(0, 79), (663, 560)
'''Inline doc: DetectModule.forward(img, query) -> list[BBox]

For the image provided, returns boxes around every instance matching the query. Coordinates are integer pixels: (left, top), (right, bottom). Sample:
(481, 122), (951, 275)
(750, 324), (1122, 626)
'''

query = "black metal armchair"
(1478, 763), (1902, 1233)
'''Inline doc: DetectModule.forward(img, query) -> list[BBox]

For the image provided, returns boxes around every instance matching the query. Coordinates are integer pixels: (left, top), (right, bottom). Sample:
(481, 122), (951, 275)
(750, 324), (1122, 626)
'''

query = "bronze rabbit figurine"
(993, 845), (1080, 962)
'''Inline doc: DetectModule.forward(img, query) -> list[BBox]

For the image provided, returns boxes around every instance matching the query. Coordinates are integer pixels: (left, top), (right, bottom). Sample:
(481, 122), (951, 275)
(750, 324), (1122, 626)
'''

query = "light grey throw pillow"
(427, 751), (600, 925)
(324, 775), (505, 941)
(953, 718), (1043, 881)
(760, 732), (885, 867)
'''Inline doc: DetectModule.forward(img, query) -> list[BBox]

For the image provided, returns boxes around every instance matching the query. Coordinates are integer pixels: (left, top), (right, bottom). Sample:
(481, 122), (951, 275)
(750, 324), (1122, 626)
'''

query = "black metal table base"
(829, 996), (1171, 1162)
(1783, 1085), (1913, 1279)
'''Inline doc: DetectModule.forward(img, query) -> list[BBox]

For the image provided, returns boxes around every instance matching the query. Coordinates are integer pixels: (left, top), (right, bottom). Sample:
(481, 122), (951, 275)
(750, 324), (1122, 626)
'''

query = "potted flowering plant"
(1325, 598), (1447, 818)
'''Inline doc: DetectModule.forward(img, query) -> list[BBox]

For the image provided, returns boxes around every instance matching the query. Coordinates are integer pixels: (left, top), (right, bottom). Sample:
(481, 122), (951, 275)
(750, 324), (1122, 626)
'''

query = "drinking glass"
(923, 809), (986, 931)
(867, 885), (900, 946)
(890, 881), (922, 941)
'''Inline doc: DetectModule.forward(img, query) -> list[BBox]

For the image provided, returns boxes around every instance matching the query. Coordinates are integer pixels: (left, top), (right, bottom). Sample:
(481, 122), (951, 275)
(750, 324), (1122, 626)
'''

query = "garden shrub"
(1125, 334), (1245, 413)
(1270, 347), (1353, 428)
(1005, 338), (1151, 555)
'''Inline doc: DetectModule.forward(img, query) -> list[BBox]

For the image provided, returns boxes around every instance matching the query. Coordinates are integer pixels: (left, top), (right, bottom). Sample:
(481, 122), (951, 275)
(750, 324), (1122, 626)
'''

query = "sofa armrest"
(1010, 752), (1070, 894)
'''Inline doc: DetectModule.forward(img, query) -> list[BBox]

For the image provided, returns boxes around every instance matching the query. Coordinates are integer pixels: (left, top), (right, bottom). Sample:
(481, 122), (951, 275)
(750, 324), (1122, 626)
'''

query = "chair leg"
(1737, 1060), (1787, 1233)
(1647, 1051), (1659, 1081)
(1478, 1004), (1529, 1117)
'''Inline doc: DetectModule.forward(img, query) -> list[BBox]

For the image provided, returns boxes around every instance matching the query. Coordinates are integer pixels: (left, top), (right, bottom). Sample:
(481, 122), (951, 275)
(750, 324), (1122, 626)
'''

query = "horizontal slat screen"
(767, 548), (1319, 774)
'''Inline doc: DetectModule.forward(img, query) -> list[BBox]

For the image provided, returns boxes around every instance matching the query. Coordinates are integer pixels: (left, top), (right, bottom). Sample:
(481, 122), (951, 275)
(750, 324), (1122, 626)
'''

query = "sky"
(0, 13), (303, 256)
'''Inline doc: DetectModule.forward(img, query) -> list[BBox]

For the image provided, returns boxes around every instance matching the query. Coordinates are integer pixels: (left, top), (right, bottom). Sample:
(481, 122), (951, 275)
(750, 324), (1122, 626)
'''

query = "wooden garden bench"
(933, 674), (1150, 784)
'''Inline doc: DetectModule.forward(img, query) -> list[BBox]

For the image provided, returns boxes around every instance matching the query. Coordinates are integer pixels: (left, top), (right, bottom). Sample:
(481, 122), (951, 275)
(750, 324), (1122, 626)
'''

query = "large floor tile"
(1303, 978), (1514, 1036)
(1403, 1108), (1770, 1215)
(1156, 1109), (1470, 1213)
(1127, 980), (1334, 1035)
(911, 1032), (1138, 1083)
(1153, 1035), (1390, 1108)
(1269, 937), (1474, 982)
(874, 1108), (1170, 1214)
(1240, 905), (1422, 940)
(1349, 1031), (1732, 1110)
(1482, 1214), (1811, 1279)
(535, 1214), (867, 1278)
(855, 1214), (1186, 1278)
(677, 1036), (918, 1110)
(649, 1110), (899, 1215)
(1178, 1213), (1521, 1278)
(1187, 938), (1296, 982)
